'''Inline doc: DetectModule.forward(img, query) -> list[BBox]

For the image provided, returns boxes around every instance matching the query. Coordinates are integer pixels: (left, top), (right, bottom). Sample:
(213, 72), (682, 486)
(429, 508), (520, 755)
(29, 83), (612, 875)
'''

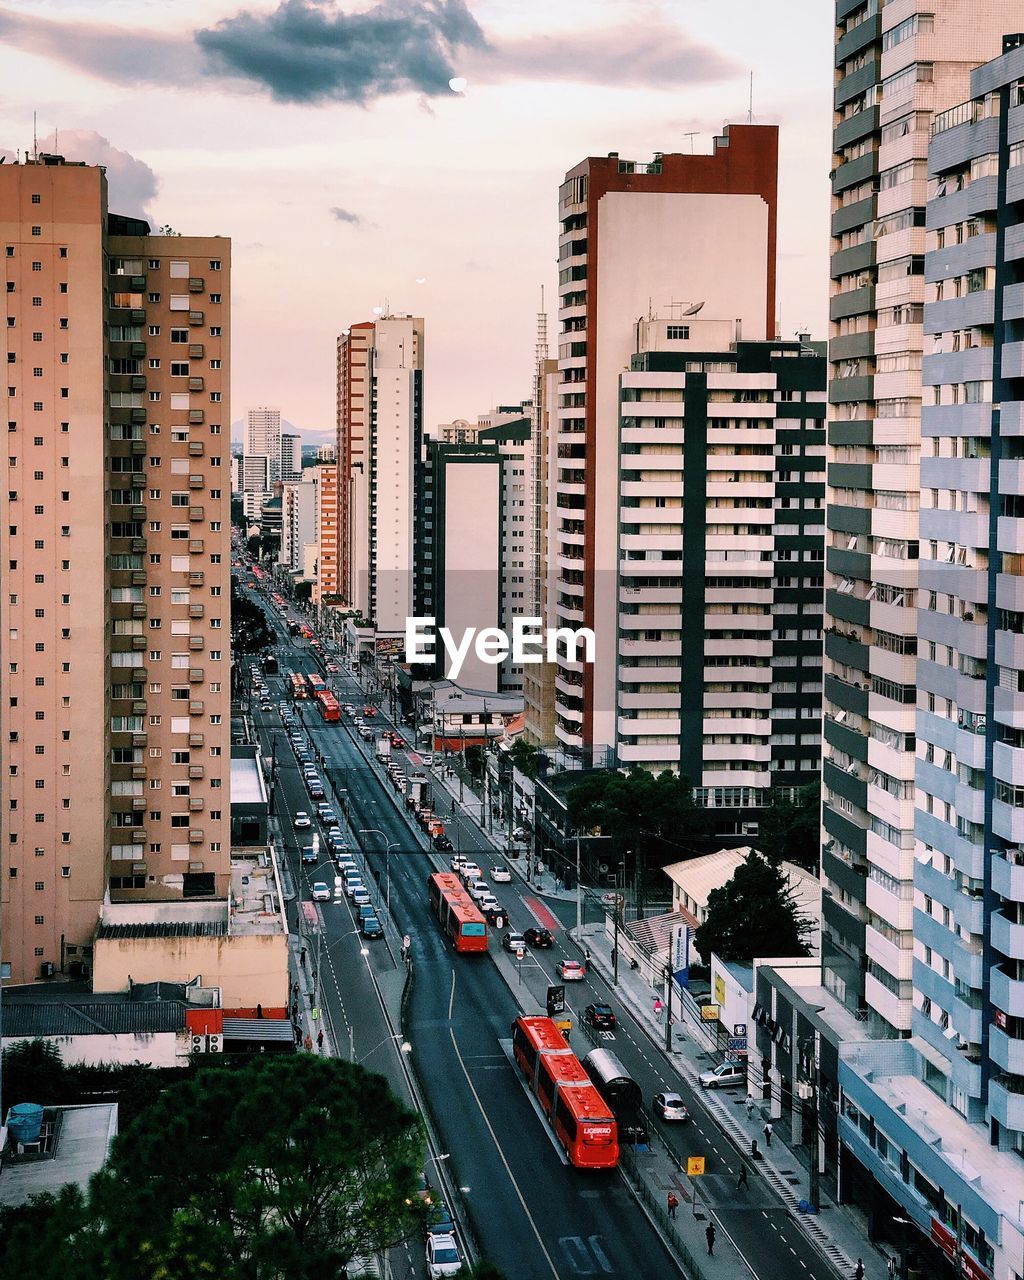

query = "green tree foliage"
(1, 1056), (424, 1280)
(567, 768), (713, 853)
(231, 578), (273, 653)
(463, 1264), (509, 1280)
(506, 739), (541, 779)
(693, 849), (812, 965)
(464, 744), (485, 780)
(756, 782), (821, 870)
(231, 495), (246, 530)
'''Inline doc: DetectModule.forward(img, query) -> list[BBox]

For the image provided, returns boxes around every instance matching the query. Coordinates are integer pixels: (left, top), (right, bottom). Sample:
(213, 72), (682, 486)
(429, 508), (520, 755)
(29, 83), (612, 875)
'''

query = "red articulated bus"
(316, 691), (340, 722)
(289, 672), (309, 700)
(511, 1015), (619, 1170)
(427, 872), (488, 953)
(308, 672), (327, 696)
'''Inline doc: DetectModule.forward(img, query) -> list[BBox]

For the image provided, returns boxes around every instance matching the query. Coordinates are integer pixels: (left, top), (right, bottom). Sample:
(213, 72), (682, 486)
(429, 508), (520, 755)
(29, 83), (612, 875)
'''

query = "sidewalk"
(429, 763), (886, 1280)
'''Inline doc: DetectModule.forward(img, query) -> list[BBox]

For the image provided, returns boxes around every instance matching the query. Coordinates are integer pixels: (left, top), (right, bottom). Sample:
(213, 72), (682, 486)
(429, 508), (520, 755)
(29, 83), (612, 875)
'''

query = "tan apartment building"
(315, 462), (338, 604)
(1, 154), (231, 986)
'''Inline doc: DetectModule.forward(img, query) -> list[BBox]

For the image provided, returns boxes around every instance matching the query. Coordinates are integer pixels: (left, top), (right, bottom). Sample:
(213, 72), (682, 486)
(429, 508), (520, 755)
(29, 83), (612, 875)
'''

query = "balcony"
(188, 636), (204, 651)
(131, 699), (147, 716)
(188, 571), (204, 586)
(130, 408), (146, 423)
(187, 666), (204, 683)
(189, 700), (204, 715)
(993, 851), (1024, 903)
(131, 765), (147, 781)
(188, 764), (205, 780)
(991, 964), (1024, 1018)
(188, 603), (204, 618)
(189, 732), (204, 747)
(188, 442), (204, 456)
(131, 570), (147, 586)
(989, 1076), (1024, 1130)
(992, 908), (1024, 961)
(188, 828), (204, 843)
(131, 733), (147, 748)
(131, 795), (146, 811)
(189, 475), (204, 489)
(189, 506), (204, 521)
(130, 375), (147, 391)
(188, 311), (204, 326)
(188, 410), (204, 425)
(189, 277), (204, 292)
(189, 538), (204, 553)
(990, 1024), (1024, 1076)
(188, 343), (204, 359)
(130, 441), (147, 456)
(188, 376), (204, 392)
(189, 797), (204, 812)
(131, 635), (147, 651)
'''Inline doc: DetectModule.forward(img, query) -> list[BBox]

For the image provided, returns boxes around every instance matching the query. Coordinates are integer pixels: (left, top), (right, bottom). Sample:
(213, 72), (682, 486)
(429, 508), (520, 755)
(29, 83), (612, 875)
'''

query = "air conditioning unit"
(742, 822), (759, 836)
(207, 1034), (222, 1053)
(191, 1034), (206, 1054)
(796, 1081), (814, 1100)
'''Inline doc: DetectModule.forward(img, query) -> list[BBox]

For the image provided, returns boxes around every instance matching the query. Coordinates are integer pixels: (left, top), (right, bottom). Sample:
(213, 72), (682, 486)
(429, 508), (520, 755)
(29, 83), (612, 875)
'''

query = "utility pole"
(664, 958), (673, 1052)
(575, 834), (582, 935)
(807, 1086), (820, 1211)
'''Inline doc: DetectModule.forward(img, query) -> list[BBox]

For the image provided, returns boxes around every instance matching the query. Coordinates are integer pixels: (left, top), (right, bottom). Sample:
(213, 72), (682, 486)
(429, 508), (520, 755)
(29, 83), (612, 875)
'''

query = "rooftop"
(229, 850), (286, 937)
(230, 747), (268, 806)
(0, 1104), (117, 1208)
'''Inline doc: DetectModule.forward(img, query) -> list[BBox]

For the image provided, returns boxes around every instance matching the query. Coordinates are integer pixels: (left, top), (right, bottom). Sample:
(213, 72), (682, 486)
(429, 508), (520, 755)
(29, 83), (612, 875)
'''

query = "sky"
(0, 0), (834, 440)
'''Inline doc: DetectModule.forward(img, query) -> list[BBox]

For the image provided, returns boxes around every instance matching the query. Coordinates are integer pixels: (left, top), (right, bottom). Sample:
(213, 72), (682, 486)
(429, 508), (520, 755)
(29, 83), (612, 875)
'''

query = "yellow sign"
(714, 974), (726, 1006)
(701, 1004), (720, 1022)
(687, 1156), (706, 1177)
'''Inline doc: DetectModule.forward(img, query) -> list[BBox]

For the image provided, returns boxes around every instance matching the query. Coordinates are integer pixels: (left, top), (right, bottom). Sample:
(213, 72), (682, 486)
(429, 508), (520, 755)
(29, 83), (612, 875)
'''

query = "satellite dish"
(682, 301), (705, 316)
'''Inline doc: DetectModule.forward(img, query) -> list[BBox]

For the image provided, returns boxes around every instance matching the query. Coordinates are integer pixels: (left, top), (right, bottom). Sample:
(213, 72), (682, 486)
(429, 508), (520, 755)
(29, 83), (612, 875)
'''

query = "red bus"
(427, 872), (487, 953)
(511, 1015), (619, 1170)
(308, 672), (327, 696)
(289, 672), (309, 700)
(316, 691), (340, 722)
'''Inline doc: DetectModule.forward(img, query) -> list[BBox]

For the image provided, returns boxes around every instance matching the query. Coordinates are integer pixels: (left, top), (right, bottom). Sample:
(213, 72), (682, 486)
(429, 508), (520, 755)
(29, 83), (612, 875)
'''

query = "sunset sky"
(0, 0), (833, 438)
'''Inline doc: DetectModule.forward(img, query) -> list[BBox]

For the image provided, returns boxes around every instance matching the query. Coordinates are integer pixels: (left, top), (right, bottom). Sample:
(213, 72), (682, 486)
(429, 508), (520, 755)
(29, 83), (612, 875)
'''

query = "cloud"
(329, 205), (363, 225)
(1, 130), (157, 222)
(195, 0), (488, 104)
(480, 21), (739, 88)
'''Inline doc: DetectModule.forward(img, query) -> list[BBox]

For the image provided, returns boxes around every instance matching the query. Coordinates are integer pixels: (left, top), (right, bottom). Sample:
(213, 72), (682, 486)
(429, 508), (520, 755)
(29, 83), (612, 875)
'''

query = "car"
(343, 868), (363, 890)
(395, 778), (408, 793)
(433, 835), (454, 852)
(420, 752), (435, 766)
(477, 894), (500, 915)
(325, 662), (340, 673)
(449, 855), (466, 873)
(351, 886), (371, 907)
(461, 861), (482, 881)
(426, 1200), (456, 1239)
(359, 726), (373, 740)
(524, 927), (554, 949)
(361, 914), (384, 939)
(316, 802), (335, 821)
(310, 881), (331, 902)
(425, 1233), (462, 1278)
(652, 1091), (689, 1122)
(260, 701), (273, 711)
(698, 1061), (746, 1090)
(363, 706), (378, 717)
(301, 845), (318, 866)
(335, 858), (356, 876)
(296, 751), (312, 765)
(390, 734), (406, 748)
(502, 931), (528, 953)
(584, 1003), (617, 1030)
(490, 865), (512, 883)
(293, 811), (311, 829)
(308, 784), (325, 801)
(343, 704), (355, 715)
(357, 902), (376, 921)
(558, 959), (585, 981)
(468, 881), (490, 902)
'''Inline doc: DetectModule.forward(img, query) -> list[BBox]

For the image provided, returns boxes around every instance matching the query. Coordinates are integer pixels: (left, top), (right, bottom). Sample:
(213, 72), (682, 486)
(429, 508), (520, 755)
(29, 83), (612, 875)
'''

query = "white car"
(293, 811), (311, 829)
(490, 865), (511, 883)
(310, 882), (331, 902)
(425, 1233), (462, 1278)
(558, 959), (586, 982)
(461, 861), (482, 881)
(468, 881), (490, 903)
(698, 1061), (746, 1090)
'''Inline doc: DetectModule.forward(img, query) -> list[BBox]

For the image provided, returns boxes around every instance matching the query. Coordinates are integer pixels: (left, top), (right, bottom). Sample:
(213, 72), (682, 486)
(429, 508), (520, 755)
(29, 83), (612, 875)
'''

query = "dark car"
(361, 914), (384, 939)
(433, 834), (454, 852)
(524, 927), (553, 949)
(584, 1003), (616, 1030)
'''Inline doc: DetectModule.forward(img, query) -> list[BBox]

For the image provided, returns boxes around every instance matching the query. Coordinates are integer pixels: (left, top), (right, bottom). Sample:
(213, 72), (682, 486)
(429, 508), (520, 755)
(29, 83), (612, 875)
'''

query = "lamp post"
(356, 1033), (412, 1065)
(360, 829), (399, 916)
(798, 1033), (821, 1213)
(612, 859), (625, 986)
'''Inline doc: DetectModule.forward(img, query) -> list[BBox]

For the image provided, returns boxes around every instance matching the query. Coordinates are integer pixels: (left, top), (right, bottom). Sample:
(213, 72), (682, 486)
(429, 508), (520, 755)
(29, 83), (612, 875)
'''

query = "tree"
(693, 849), (812, 965)
(464, 744), (485, 780)
(89, 1055), (425, 1280)
(0, 1184), (99, 1280)
(507, 739), (541, 779)
(756, 782), (820, 870)
(231, 578), (273, 653)
(567, 768), (713, 854)
(1, 1038), (71, 1107)
(231, 495), (246, 530)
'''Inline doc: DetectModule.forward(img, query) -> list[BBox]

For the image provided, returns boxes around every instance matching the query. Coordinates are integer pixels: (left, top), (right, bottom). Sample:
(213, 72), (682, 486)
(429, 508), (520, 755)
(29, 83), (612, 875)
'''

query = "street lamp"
(356, 1032), (412, 1064)
(360, 828), (399, 916)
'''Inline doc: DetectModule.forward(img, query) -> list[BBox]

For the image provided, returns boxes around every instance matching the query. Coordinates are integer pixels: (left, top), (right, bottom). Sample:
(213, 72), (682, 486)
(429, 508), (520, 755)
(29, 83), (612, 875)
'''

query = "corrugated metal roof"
(222, 1018), (294, 1042)
(2, 1000), (185, 1038)
(95, 920), (228, 939)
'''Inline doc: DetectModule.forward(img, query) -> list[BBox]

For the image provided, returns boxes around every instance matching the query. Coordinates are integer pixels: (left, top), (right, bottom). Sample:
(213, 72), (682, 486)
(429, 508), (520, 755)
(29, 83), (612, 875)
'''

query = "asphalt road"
(241, 584), (835, 1280)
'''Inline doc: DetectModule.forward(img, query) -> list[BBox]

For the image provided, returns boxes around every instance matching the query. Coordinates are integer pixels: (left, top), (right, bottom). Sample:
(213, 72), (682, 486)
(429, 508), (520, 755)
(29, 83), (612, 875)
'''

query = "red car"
(390, 733), (406, 748)
(363, 706), (378, 717)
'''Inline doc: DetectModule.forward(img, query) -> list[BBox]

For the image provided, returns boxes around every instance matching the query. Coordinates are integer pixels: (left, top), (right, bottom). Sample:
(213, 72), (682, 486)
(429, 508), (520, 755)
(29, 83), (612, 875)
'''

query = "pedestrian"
(705, 1224), (716, 1257)
(666, 1192), (678, 1219)
(292, 981), (299, 1002)
(294, 1025), (302, 1046)
(316, 1028), (324, 1053)
(291, 1000), (298, 1022)
(303, 1032), (313, 1053)
(584, 947), (591, 965)
(854, 1261), (865, 1280)
(763, 1120), (773, 1148)
(751, 1137), (759, 1160)
(654, 997), (664, 1022)
(300, 946), (307, 969)
(745, 1095), (756, 1120)
(737, 1163), (749, 1190)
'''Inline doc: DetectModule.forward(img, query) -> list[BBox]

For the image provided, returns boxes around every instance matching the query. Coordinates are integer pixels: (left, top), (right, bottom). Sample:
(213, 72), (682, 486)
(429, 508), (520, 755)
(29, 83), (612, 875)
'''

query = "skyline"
(0, 0), (832, 435)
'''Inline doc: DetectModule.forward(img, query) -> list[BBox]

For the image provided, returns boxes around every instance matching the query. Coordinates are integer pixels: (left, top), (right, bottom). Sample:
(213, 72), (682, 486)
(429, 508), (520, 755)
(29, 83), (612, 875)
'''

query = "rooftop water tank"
(7, 1102), (44, 1145)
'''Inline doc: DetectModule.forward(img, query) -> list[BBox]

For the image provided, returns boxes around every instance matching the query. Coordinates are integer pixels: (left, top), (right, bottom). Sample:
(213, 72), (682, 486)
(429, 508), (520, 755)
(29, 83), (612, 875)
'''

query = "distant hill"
(230, 418), (335, 448)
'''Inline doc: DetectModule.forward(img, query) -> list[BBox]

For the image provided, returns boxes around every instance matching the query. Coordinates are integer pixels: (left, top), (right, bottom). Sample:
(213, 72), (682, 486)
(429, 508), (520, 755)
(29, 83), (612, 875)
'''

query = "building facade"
(245, 406), (281, 481)
(614, 323), (826, 839)
(279, 475), (318, 576)
(315, 462), (339, 605)
(1, 155), (231, 985)
(279, 431), (301, 483)
(553, 127), (780, 760)
(236, 453), (270, 520)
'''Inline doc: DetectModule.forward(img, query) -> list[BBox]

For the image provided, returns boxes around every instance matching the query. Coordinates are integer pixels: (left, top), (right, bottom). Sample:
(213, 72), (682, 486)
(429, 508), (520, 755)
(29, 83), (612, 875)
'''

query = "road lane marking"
(445, 970), (562, 1280)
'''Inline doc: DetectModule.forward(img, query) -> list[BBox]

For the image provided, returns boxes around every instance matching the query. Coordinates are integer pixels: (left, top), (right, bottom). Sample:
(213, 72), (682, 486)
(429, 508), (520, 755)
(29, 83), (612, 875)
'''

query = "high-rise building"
(1, 155), (231, 984)
(236, 453), (271, 520)
(315, 463), (339, 605)
(280, 432), (302, 483)
(245, 406), (281, 480)
(822, 1), (1019, 1036)
(336, 316), (423, 634)
(279, 475), (318, 575)
(613, 321), (826, 838)
(552, 127), (779, 762)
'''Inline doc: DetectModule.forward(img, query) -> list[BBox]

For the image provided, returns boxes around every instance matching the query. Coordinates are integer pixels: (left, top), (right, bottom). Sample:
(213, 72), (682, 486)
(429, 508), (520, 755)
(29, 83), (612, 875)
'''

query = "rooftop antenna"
(683, 131), (699, 153)
(747, 72), (754, 124)
(32, 111), (37, 160)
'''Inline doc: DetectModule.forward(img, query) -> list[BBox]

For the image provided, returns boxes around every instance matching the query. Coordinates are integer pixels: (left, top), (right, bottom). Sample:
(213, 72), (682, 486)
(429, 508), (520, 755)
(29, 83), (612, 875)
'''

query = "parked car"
(357, 902), (376, 922)
(433, 835), (454, 852)
(301, 845), (318, 866)
(652, 1091), (689, 1122)
(502, 931), (527, 953)
(557, 959), (585, 981)
(584, 1003), (616, 1030)
(351, 887), (371, 908)
(698, 1061), (746, 1090)
(293, 811), (311, 829)
(319, 808), (338, 828)
(450, 855), (466, 873)
(461, 861), (482, 881)
(426, 1200), (456, 1239)
(425, 1233), (462, 1278)
(490, 865), (511, 883)
(468, 881), (490, 903)
(311, 882), (331, 902)
(524, 927), (553, 949)
(361, 914), (384, 939)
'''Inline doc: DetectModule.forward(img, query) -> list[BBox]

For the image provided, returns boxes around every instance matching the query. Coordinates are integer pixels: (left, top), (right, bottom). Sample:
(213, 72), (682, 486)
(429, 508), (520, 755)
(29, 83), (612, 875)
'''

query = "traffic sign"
(687, 1156), (705, 1177)
(546, 984), (566, 1016)
(516, 947), (525, 961)
(403, 934), (411, 951)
